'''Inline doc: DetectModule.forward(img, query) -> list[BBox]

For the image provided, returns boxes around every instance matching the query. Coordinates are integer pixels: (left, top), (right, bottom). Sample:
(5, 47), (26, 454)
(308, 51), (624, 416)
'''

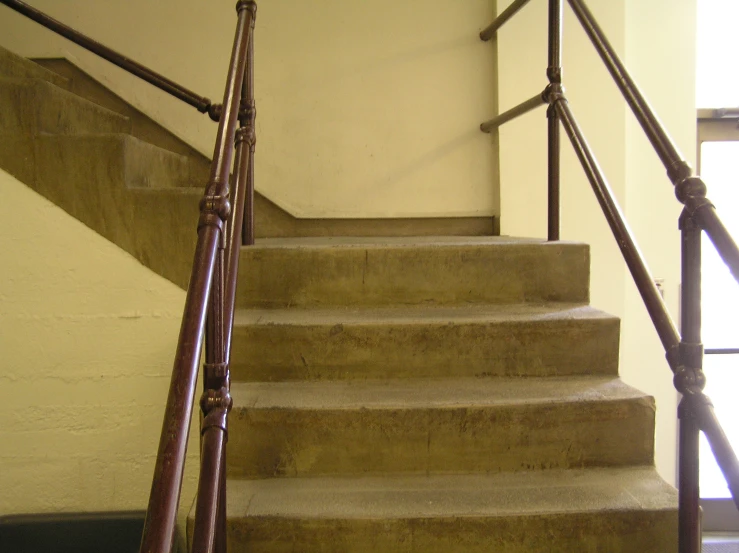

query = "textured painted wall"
(0, 169), (197, 522)
(0, 0), (498, 219)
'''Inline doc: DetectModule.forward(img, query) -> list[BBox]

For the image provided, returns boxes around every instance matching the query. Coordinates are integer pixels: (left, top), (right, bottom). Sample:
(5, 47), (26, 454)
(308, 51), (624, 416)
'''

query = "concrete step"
(0, 78), (131, 136)
(0, 45), (67, 87)
(237, 237), (590, 308)
(229, 303), (620, 381)
(211, 467), (677, 552)
(226, 376), (654, 478)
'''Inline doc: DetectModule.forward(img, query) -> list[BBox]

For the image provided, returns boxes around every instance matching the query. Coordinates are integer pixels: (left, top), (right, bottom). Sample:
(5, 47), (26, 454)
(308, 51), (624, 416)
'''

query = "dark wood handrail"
(191, 4), (255, 553)
(481, 0), (739, 550)
(139, 2), (256, 553)
(0, 0), (219, 118)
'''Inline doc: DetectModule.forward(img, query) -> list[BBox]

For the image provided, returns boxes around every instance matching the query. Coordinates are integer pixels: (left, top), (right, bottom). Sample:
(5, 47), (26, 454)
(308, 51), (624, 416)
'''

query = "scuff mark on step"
(329, 323), (344, 336)
(362, 250), (368, 286)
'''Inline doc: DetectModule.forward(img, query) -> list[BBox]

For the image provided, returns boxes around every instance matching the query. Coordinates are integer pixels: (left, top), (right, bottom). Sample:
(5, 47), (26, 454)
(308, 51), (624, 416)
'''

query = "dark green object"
(0, 511), (145, 553)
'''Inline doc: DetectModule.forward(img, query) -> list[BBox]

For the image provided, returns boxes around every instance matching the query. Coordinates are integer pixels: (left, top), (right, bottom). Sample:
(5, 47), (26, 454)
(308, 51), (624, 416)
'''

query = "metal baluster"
(675, 210), (704, 553)
(546, 0), (563, 241)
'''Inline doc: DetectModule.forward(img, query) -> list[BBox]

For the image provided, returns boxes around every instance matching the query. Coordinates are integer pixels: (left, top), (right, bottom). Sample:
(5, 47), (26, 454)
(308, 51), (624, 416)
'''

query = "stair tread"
(231, 376), (648, 411)
(243, 236), (587, 249)
(234, 303), (614, 326)
(223, 467), (676, 519)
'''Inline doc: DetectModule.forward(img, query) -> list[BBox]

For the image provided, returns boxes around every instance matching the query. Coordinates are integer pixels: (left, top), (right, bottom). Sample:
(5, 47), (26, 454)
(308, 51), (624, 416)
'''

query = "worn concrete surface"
(227, 376), (654, 478)
(237, 237), (590, 308)
(188, 467), (677, 552)
(229, 303), (619, 381)
(0, 77), (131, 135)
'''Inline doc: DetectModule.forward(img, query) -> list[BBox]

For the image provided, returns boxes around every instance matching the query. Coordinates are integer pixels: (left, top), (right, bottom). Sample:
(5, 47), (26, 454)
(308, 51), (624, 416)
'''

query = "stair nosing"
(219, 466), (676, 520)
(233, 303), (616, 326)
(230, 376), (651, 411)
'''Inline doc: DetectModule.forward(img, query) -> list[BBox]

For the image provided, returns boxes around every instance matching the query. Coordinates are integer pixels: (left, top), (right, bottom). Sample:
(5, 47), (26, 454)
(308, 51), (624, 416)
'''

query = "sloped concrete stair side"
(0, 45), (497, 291)
(188, 237), (678, 552)
(0, 47), (203, 288)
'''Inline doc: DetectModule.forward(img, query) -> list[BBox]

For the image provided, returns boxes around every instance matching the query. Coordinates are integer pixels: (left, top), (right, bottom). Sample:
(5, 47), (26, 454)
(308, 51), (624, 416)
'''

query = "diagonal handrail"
(138, 2), (256, 553)
(479, 0), (739, 551)
(1, 1), (258, 550)
(565, 0), (739, 287)
(0, 0), (220, 119)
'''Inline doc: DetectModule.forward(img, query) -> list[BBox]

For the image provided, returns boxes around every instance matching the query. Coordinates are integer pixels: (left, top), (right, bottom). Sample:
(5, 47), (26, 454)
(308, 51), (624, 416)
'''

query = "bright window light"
(696, 0), (739, 108)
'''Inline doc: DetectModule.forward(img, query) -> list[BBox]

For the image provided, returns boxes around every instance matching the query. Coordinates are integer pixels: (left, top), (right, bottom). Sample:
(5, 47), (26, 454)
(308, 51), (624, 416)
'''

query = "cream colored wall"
(0, 169), (198, 524)
(496, 0), (627, 320)
(0, 0), (498, 219)
(621, 0), (697, 486)
(496, 0), (696, 485)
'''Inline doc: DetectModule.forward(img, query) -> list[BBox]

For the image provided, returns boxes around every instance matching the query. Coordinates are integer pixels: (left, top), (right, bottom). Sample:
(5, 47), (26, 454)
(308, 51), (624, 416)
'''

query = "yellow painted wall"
(0, 169), (197, 527)
(621, 0), (697, 486)
(0, 0), (498, 219)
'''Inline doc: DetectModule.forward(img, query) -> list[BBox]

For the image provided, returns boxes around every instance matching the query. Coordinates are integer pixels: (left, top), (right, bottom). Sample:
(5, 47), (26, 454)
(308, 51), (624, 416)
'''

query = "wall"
(0, 169), (197, 528)
(0, 0), (498, 219)
(495, 0), (697, 485)
(622, 0), (697, 486)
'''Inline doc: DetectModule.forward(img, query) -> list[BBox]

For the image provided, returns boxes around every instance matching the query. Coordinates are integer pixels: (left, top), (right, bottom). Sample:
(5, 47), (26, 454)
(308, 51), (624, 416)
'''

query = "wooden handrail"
(139, 2), (256, 553)
(0, 0), (220, 118)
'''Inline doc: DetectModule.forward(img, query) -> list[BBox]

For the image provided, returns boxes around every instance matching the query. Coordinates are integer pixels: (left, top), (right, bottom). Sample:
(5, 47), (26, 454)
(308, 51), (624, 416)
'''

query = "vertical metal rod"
(242, 26), (256, 246)
(546, 0), (563, 241)
(547, 106), (560, 241)
(213, 448), (228, 553)
(191, 423), (227, 553)
(548, 0), (563, 79)
(140, 3), (253, 553)
(677, 209), (703, 553)
(680, 210), (702, 362)
(678, 411), (701, 553)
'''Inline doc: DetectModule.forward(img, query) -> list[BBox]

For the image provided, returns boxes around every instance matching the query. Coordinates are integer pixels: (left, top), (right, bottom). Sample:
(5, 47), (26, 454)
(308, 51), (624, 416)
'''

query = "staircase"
(215, 237), (677, 552)
(0, 46), (678, 552)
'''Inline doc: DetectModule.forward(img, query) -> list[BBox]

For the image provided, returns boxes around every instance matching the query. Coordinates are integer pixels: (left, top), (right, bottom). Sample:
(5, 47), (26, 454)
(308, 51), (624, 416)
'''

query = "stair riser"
(237, 242), (590, 308)
(230, 316), (620, 381)
(0, 79), (131, 136)
(227, 398), (655, 478)
(221, 508), (676, 553)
